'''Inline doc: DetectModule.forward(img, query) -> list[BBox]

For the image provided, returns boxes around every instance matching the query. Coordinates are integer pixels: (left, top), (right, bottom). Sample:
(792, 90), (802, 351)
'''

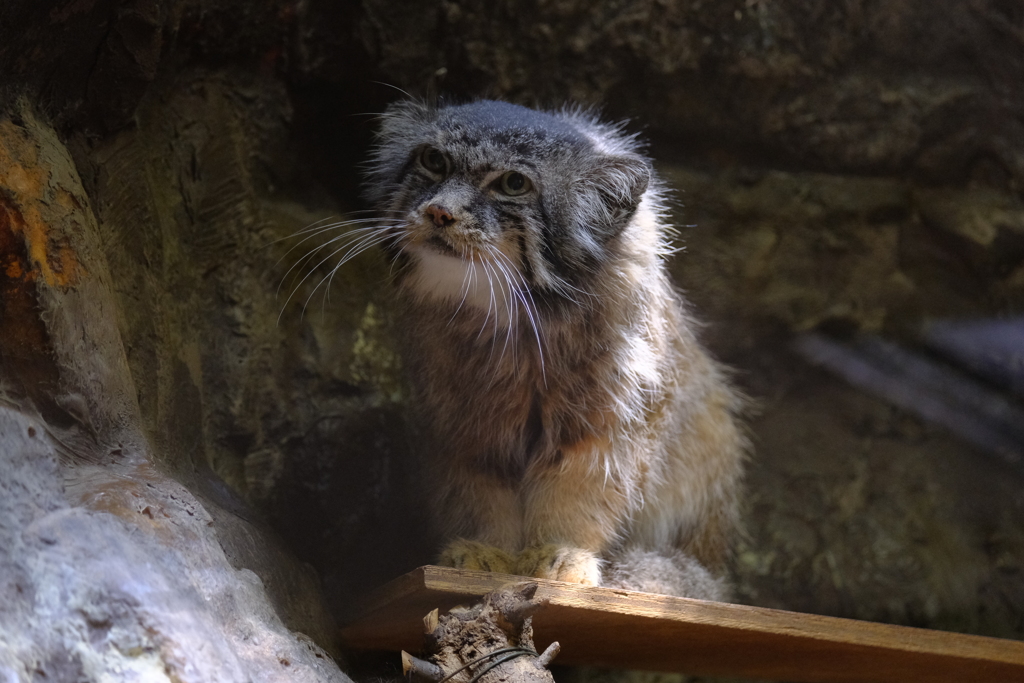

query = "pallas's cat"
(362, 100), (746, 598)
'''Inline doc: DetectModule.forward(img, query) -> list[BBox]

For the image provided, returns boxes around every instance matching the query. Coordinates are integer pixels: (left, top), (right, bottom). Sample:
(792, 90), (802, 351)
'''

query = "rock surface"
(0, 104), (350, 682)
(0, 406), (347, 683)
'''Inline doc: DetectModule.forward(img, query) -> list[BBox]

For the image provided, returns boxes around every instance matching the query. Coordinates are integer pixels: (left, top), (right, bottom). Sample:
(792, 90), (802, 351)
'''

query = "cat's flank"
(363, 100), (746, 599)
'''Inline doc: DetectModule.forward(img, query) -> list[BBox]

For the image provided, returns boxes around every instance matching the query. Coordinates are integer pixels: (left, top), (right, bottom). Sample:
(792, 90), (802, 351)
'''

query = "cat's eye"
(498, 171), (531, 196)
(419, 147), (449, 176)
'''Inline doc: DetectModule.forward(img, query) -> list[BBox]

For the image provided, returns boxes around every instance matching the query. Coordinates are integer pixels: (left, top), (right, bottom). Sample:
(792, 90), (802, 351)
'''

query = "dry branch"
(402, 582), (559, 683)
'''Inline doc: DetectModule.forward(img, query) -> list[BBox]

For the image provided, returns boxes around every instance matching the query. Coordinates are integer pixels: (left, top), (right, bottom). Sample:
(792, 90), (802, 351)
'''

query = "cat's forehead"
(433, 101), (590, 154)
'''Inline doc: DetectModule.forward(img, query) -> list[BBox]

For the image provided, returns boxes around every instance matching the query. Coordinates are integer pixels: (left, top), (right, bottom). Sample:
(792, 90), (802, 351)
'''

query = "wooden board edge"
(343, 565), (1024, 668)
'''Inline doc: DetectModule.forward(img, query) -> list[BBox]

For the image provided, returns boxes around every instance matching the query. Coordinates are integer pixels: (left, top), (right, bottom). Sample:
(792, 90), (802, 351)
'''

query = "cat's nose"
(425, 204), (456, 228)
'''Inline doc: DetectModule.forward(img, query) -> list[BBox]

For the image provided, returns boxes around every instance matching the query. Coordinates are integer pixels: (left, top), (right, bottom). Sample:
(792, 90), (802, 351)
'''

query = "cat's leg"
(516, 448), (633, 585)
(433, 466), (522, 574)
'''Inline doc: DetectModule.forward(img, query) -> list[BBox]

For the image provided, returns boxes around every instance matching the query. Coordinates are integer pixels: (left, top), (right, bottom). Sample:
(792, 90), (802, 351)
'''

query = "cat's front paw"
(516, 544), (602, 585)
(438, 539), (516, 574)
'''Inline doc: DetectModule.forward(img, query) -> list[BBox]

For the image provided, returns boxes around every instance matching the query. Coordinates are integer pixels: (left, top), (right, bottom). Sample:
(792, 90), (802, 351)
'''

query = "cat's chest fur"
(400, 286), (660, 481)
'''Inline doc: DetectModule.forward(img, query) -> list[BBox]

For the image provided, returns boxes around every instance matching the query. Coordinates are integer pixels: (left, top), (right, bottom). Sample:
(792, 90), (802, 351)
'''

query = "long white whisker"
(273, 214), (336, 242)
(491, 254), (525, 341)
(282, 242), (356, 321)
(280, 229), (397, 322)
(480, 259), (508, 386)
(286, 219), (403, 247)
(384, 232), (411, 280)
(318, 231), (399, 314)
(277, 226), (388, 295)
(306, 232), (398, 318)
(276, 225), (351, 271)
(275, 215), (404, 297)
(487, 253), (515, 372)
(477, 257), (498, 343)
(285, 215), (390, 236)
(487, 248), (519, 374)
(448, 245), (475, 325)
(321, 230), (399, 287)
(272, 216), (402, 250)
(492, 248), (547, 384)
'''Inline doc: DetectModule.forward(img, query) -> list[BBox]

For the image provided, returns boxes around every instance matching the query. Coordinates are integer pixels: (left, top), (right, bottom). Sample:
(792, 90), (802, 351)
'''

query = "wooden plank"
(340, 566), (1024, 683)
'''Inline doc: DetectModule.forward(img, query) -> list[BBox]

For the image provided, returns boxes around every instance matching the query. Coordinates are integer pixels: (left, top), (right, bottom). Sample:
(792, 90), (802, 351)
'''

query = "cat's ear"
(579, 153), (652, 242)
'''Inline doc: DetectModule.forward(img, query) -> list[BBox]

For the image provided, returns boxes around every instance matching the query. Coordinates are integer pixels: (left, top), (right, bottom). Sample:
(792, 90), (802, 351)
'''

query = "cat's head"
(364, 99), (654, 313)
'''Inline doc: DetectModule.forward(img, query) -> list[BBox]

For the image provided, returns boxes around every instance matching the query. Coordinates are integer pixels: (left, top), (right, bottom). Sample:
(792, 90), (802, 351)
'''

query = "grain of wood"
(340, 566), (1024, 683)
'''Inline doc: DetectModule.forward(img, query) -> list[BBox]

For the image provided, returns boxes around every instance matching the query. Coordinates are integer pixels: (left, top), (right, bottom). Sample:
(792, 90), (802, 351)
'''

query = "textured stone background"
(1, 1), (1023, 681)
